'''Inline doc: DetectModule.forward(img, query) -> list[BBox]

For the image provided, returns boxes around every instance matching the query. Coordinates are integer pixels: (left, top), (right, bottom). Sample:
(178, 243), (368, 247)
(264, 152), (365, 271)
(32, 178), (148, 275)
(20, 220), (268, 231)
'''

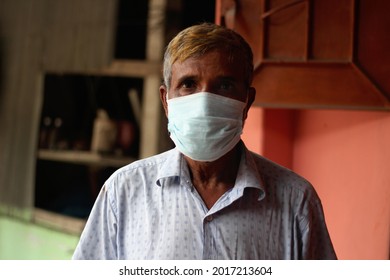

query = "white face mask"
(167, 92), (246, 162)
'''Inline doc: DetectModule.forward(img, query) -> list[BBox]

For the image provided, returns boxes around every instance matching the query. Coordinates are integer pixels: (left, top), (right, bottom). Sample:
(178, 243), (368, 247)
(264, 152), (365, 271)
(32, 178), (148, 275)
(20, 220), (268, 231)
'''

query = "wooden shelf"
(252, 61), (390, 110)
(37, 149), (136, 168)
(31, 0), (169, 224)
(32, 208), (86, 235)
(44, 59), (162, 79)
(217, 0), (390, 111)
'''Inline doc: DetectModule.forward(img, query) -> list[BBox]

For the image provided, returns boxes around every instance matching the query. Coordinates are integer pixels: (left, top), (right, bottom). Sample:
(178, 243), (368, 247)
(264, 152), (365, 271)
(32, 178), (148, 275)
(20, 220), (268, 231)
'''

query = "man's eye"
(219, 81), (233, 90)
(181, 80), (196, 89)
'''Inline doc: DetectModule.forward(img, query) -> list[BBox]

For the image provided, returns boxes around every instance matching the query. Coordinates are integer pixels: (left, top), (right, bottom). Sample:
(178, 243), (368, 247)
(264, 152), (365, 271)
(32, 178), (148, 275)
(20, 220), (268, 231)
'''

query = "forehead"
(171, 50), (246, 82)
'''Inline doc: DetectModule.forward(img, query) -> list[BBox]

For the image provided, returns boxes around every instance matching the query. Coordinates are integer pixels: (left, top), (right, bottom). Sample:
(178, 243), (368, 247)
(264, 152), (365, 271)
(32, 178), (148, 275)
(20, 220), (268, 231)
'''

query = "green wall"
(0, 216), (79, 259)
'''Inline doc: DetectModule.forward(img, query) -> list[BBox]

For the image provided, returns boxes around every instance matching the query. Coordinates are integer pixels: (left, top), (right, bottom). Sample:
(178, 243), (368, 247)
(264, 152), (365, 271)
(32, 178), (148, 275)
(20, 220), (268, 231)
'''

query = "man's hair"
(162, 22), (254, 89)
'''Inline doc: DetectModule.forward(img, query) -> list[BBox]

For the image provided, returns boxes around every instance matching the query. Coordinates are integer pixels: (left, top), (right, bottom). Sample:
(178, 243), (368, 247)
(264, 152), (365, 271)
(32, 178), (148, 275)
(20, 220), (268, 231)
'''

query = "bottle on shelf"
(39, 116), (52, 149)
(91, 109), (117, 154)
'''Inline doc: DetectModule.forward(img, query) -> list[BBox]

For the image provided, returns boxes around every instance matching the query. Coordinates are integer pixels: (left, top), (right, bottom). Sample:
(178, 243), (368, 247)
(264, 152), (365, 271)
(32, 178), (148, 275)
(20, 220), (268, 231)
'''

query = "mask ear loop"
(165, 92), (171, 136)
(242, 89), (251, 125)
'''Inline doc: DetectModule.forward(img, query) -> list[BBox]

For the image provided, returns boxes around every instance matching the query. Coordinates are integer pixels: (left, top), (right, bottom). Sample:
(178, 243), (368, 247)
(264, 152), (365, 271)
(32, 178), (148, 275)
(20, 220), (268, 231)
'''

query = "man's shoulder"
(115, 148), (175, 173)
(247, 150), (323, 215)
(247, 150), (316, 197)
(104, 148), (177, 188)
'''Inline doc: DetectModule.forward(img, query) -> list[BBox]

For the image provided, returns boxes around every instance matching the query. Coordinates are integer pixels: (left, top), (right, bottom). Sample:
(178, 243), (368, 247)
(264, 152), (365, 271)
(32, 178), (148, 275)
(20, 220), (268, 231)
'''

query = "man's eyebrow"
(216, 76), (239, 84)
(176, 75), (197, 85)
(218, 76), (236, 81)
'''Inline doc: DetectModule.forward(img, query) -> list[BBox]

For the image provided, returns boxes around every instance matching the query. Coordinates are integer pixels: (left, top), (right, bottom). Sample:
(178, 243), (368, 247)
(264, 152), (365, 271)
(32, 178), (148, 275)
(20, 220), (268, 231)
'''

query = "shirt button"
(205, 215), (213, 222)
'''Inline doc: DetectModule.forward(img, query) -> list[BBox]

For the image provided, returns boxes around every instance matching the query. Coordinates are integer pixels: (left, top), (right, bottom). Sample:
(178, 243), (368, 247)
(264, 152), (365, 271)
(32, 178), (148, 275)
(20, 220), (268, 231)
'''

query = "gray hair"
(162, 22), (254, 89)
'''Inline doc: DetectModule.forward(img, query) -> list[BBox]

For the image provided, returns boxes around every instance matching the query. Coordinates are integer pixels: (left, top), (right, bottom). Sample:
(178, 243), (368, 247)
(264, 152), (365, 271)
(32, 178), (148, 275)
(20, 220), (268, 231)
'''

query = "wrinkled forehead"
(173, 45), (241, 66)
(171, 50), (246, 79)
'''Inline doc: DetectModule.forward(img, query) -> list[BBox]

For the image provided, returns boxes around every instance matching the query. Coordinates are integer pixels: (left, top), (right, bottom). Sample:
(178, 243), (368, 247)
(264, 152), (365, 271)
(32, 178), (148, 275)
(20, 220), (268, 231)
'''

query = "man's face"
(160, 49), (255, 119)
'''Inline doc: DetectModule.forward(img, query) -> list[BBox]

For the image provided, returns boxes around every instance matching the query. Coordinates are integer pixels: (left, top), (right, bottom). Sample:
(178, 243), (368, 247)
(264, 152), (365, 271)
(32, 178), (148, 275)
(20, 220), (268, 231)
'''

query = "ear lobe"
(243, 87), (256, 120)
(159, 85), (168, 117)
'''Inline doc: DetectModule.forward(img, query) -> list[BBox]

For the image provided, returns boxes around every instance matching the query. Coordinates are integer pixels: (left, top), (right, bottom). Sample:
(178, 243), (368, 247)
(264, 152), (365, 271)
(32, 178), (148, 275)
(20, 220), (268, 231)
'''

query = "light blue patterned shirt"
(72, 143), (336, 259)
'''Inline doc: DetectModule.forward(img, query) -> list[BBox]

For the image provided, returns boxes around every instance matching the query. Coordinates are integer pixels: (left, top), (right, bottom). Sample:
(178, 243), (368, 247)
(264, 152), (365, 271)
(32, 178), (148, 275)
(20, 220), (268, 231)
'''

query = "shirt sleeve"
(299, 196), (337, 260)
(72, 183), (118, 260)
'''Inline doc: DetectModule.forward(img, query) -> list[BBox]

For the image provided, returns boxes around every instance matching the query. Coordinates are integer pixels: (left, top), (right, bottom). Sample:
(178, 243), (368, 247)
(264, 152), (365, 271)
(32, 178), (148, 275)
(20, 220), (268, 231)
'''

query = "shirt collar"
(156, 144), (266, 201)
(156, 148), (182, 187)
(235, 142), (266, 200)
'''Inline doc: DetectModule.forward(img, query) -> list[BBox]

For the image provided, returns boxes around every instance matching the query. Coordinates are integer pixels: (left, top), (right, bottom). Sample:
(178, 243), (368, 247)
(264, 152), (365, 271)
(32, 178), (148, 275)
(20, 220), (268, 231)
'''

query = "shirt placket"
(202, 213), (216, 259)
(202, 187), (246, 259)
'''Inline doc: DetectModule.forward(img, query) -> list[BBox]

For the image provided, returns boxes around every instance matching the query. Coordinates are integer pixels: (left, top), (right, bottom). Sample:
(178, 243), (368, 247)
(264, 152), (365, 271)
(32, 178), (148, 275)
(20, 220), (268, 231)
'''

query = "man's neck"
(184, 143), (242, 209)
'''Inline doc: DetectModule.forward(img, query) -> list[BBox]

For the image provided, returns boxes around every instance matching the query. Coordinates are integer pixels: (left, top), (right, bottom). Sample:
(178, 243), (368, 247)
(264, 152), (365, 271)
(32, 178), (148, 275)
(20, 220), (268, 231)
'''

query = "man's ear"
(243, 86), (256, 121)
(160, 84), (168, 117)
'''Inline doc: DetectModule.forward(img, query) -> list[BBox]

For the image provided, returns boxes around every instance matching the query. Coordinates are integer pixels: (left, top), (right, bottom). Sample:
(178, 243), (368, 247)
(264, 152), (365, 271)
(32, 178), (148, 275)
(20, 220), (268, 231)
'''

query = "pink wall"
(243, 108), (390, 259)
(243, 108), (294, 169)
(293, 109), (390, 259)
(242, 106), (263, 154)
